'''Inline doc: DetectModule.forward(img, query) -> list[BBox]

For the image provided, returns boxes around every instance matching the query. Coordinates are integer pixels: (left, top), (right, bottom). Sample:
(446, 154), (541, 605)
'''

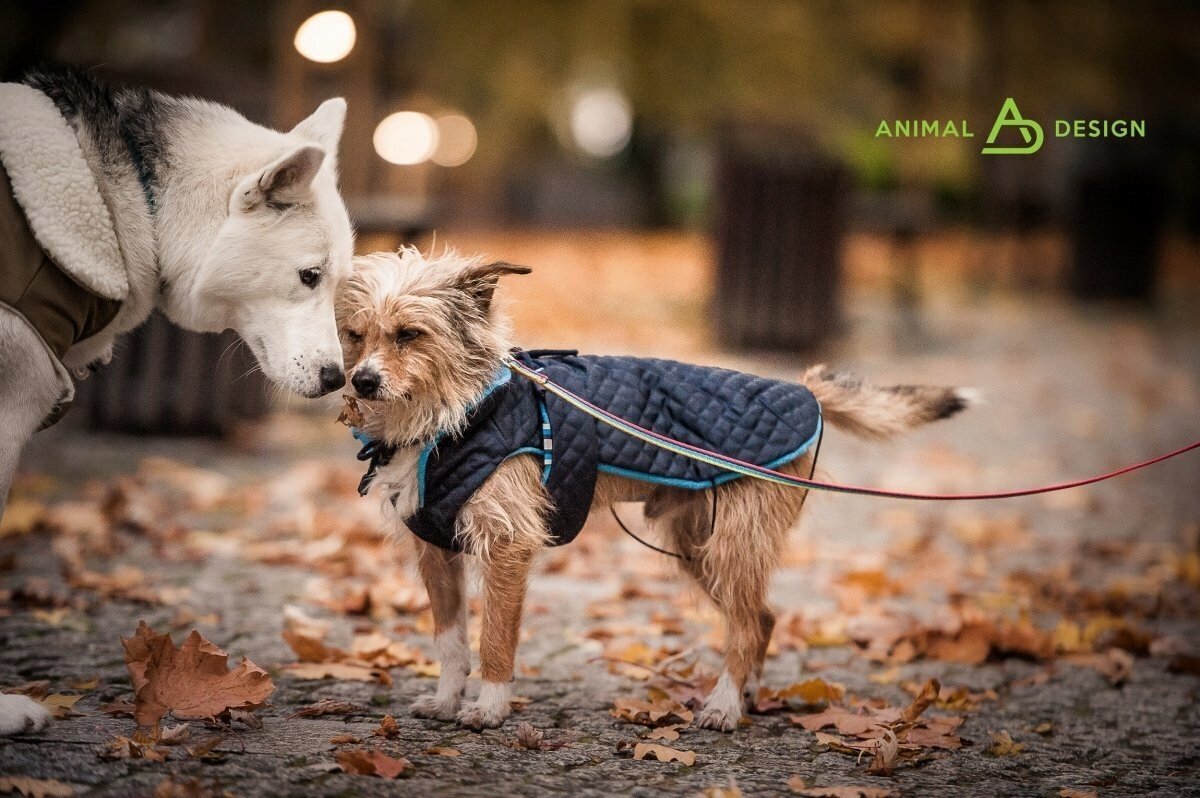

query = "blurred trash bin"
(73, 313), (270, 436)
(713, 126), (849, 351)
(1069, 161), (1165, 301)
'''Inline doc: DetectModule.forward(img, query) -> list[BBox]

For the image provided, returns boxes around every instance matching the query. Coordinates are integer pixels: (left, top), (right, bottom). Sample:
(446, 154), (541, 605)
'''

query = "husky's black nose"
(318, 364), (345, 394)
(351, 368), (381, 399)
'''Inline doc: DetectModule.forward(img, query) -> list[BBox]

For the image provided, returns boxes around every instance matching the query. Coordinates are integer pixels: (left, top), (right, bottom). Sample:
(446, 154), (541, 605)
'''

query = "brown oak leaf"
(122, 622), (274, 730)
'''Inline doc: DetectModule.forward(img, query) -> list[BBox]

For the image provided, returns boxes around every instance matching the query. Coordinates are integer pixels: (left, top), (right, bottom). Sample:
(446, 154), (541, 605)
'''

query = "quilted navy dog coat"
(358, 351), (822, 553)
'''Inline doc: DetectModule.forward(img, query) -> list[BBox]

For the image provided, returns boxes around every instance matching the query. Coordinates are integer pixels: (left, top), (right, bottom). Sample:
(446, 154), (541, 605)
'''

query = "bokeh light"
(293, 10), (356, 63)
(373, 111), (439, 165)
(432, 114), (478, 167)
(570, 88), (633, 158)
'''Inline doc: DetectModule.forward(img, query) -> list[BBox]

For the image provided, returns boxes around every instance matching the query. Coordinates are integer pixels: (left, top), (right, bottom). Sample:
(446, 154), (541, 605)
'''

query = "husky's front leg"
(410, 540), (469, 721)
(0, 694), (52, 736)
(0, 317), (61, 516)
(455, 536), (535, 731)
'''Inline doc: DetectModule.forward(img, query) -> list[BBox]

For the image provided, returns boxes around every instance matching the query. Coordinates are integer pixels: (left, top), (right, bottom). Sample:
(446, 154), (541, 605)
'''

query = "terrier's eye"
(344, 329), (363, 343)
(395, 328), (421, 345)
(299, 268), (321, 288)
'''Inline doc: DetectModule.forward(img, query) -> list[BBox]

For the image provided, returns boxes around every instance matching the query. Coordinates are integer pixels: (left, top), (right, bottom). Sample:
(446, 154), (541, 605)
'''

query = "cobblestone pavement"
(3, 288), (1199, 797)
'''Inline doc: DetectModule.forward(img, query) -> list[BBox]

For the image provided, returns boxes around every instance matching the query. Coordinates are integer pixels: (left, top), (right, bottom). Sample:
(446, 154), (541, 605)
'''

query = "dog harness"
(357, 350), (822, 553)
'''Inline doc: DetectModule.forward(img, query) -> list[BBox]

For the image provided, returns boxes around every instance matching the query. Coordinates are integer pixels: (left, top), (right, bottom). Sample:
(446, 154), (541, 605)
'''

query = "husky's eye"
(299, 268), (321, 288)
(344, 329), (363, 343)
(395, 328), (421, 345)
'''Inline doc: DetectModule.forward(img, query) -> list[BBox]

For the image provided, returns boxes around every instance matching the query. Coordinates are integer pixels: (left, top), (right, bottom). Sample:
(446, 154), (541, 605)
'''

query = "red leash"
(507, 359), (1200, 501)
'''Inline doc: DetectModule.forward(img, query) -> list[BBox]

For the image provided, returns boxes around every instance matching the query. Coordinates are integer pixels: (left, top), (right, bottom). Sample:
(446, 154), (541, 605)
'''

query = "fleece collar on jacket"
(0, 82), (130, 303)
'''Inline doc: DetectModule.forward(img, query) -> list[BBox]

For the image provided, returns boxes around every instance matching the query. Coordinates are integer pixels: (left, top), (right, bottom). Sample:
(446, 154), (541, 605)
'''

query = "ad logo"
(981, 98), (1043, 155)
(873, 99), (1143, 155)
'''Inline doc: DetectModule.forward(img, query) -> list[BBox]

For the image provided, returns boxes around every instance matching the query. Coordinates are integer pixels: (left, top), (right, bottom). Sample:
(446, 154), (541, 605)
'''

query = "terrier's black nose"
(352, 369), (381, 398)
(318, 364), (345, 394)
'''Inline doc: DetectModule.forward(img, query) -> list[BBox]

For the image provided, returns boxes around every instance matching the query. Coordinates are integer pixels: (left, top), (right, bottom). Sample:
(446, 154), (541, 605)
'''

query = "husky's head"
(162, 99), (354, 398)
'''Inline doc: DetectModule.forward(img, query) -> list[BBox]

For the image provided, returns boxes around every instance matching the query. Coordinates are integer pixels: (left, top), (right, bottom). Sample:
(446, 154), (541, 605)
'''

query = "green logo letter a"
(981, 98), (1044, 155)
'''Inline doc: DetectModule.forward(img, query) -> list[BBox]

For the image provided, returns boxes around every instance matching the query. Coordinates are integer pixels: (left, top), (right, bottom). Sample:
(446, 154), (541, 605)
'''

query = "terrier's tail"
(803, 365), (976, 441)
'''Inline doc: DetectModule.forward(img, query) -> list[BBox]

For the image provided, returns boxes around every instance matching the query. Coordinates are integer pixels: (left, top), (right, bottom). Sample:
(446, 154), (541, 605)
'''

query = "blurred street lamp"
(373, 111), (439, 165)
(432, 114), (478, 167)
(570, 88), (632, 158)
(294, 10), (356, 63)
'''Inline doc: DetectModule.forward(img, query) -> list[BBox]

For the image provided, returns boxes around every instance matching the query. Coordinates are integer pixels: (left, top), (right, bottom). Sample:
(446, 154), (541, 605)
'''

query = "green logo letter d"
(982, 98), (1043, 155)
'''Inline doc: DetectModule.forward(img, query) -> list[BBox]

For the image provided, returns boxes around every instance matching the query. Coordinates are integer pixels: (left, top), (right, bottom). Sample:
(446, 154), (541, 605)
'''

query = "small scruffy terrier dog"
(337, 249), (969, 731)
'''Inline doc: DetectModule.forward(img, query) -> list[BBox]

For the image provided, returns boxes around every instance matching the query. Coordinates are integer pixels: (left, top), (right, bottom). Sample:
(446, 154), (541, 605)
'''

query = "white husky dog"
(0, 67), (354, 734)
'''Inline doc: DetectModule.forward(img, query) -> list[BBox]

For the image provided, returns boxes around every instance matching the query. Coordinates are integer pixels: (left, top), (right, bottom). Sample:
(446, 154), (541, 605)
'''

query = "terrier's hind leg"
(664, 455), (812, 731)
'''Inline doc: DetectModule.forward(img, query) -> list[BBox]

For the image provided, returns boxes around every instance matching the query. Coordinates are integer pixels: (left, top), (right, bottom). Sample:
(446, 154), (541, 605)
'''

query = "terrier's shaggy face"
(335, 249), (529, 444)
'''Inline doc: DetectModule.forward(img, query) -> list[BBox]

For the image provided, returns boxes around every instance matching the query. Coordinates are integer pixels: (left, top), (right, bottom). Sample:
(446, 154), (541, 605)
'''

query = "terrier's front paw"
(0, 694), (53, 736)
(411, 694), (461, 722)
(695, 705), (742, 732)
(455, 700), (509, 731)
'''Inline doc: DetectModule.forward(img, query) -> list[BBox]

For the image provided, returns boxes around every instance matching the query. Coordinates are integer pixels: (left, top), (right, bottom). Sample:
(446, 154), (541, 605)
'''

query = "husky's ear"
(291, 98), (346, 156)
(234, 144), (326, 211)
(455, 261), (532, 313)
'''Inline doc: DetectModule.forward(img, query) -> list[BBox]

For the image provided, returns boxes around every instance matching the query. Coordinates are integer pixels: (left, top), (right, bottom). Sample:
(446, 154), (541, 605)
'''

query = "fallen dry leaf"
(334, 748), (411, 779)
(611, 697), (694, 727)
(158, 723), (190, 745)
(281, 662), (391, 685)
(867, 729), (900, 775)
(0, 777), (75, 798)
(36, 694), (84, 719)
(644, 724), (683, 742)
(632, 742), (696, 765)
(98, 699), (135, 717)
(98, 733), (169, 762)
(153, 778), (232, 798)
(227, 708), (263, 729)
(286, 699), (367, 719)
(372, 714), (400, 738)
(791, 707), (878, 736)
(1065, 648), (1134, 686)
(900, 678), (939, 723)
(122, 622), (273, 730)
(424, 746), (461, 757)
(515, 722), (544, 750)
(987, 730), (1024, 757)
(786, 779), (897, 798)
(330, 734), (363, 745)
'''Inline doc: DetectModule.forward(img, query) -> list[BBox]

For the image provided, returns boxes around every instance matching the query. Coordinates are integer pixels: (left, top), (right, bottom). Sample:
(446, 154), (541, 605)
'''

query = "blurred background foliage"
(3, 0), (1198, 230)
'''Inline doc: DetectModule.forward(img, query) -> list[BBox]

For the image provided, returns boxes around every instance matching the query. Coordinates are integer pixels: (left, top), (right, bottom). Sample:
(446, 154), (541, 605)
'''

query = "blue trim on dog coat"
(370, 351), (822, 553)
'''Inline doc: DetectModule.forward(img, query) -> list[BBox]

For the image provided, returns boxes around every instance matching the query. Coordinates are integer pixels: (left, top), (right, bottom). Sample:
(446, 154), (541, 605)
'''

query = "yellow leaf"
(987, 730), (1024, 757)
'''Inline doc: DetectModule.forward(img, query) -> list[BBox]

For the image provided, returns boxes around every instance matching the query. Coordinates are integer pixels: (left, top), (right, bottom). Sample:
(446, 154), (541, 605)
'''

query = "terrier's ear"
(234, 144), (326, 211)
(457, 261), (531, 313)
